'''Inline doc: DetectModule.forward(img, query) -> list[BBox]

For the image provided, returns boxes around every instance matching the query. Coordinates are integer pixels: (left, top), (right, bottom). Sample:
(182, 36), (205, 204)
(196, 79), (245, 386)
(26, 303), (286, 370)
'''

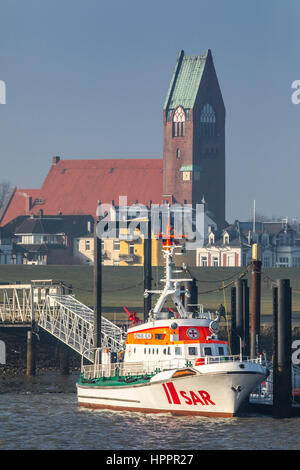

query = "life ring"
(195, 358), (205, 366)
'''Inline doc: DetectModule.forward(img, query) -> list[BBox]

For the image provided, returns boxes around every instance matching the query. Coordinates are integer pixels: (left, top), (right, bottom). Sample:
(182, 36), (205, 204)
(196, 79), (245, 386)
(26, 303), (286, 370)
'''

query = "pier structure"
(0, 280), (125, 369)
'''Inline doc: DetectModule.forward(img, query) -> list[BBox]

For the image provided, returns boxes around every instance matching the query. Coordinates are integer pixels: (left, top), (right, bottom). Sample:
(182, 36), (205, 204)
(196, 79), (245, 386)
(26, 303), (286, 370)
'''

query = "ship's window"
(168, 347), (171, 355)
(204, 347), (212, 356)
(148, 348), (151, 354)
(163, 348), (167, 355)
(152, 348), (155, 354)
(175, 347), (182, 355)
(134, 348), (136, 354)
(218, 347), (224, 356)
(188, 347), (197, 355)
(155, 334), (163, 340)
(144, 348), (146, 354)
(156, 348), (159, 354)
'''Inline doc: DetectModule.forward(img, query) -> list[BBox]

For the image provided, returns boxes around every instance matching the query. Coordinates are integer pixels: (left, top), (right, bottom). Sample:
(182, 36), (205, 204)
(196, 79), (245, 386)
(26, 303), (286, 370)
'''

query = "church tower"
(162, 49), (225, 229)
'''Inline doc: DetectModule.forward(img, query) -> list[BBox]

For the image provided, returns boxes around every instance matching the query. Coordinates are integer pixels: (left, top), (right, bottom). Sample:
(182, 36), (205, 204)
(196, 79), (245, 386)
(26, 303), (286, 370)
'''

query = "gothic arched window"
(200, 104), (216, 137)
(172, 106), (185, 137)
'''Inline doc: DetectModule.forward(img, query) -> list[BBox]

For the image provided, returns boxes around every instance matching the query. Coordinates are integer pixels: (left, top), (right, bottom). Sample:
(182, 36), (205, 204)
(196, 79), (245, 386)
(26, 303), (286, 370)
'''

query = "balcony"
(119, 253), (140, 264)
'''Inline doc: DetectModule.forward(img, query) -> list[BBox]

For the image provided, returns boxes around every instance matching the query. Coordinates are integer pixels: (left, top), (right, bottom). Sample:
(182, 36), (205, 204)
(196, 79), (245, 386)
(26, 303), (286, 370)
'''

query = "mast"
(145, 216), (192, 319)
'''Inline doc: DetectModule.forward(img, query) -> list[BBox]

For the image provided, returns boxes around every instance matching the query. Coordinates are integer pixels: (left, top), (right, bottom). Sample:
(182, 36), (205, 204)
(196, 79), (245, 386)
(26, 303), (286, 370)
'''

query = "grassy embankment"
(1, 265), (300, 321)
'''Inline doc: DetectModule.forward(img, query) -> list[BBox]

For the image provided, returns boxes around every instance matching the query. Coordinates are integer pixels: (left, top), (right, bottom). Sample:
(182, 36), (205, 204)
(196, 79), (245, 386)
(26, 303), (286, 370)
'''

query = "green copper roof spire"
(163, 49), (211, 111)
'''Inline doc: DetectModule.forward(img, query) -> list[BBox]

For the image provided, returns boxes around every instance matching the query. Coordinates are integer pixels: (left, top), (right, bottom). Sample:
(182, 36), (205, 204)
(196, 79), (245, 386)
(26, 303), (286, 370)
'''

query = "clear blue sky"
(0, 0), (299, 223)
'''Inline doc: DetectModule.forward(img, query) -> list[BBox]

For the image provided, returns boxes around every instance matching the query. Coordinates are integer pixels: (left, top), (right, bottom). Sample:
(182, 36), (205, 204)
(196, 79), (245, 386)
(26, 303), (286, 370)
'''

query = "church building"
(0, 49), (226, 232)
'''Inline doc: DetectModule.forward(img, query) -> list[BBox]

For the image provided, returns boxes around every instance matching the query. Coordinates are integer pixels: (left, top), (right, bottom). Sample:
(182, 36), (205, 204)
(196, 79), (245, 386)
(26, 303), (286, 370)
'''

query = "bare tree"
(0, 182), (12, 210)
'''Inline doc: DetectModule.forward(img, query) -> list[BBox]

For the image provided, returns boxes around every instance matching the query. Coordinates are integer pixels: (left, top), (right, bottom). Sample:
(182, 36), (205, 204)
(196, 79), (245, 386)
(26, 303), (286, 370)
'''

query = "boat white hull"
(77, 365), (267, 418)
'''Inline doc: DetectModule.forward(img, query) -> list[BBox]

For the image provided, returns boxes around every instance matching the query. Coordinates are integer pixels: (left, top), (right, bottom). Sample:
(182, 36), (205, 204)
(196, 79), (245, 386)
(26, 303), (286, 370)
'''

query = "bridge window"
(204, 347), (212, 356)
(188, 347), (198, 355)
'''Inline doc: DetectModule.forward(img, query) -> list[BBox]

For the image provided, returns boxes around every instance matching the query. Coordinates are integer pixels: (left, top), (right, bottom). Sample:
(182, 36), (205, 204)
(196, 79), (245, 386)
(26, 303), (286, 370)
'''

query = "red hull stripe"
(162, 384), (172, 404)
(166, 382), (181, 404)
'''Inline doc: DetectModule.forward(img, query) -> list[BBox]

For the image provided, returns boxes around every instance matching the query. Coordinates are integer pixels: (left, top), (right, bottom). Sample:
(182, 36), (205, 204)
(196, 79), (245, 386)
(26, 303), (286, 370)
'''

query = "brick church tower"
(162, 49), (225, 229)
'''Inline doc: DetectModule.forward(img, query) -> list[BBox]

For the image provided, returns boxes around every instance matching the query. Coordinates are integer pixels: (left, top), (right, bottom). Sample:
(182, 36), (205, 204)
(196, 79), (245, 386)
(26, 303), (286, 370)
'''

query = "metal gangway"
(0, 281), (126, 363)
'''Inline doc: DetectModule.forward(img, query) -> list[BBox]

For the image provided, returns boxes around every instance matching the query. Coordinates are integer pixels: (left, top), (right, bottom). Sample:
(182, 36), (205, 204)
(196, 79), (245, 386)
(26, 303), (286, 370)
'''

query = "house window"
(208, 233), (215, 245)
(200, 104), (216, 137)
(176, 149), (180, 159)
(293, 257), (300, 267)
(278, 257), (289, 267)
(172, 106), (185, 137)
(113, 240), (120, 251)
(85, 240), (90, 251)
(212, 257), (219, 267)
(201, 256), (208, 267)
(263, 256), (270, 267)
(129, 243), (135, 256)
(224, 235), (229, 244)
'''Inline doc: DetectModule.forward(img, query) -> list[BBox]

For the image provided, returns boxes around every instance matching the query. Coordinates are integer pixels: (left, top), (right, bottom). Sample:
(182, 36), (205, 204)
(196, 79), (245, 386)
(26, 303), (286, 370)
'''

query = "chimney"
(52, 156), (60, 165)
(25, 195), (32, 213)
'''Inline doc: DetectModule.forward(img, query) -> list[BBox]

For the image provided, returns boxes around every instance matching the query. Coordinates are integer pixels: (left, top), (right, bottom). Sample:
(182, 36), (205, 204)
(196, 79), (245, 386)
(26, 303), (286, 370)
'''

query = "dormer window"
(172, 106), (185, 137)
(223, 233), (229, 244)
(209, 232), (215, 244)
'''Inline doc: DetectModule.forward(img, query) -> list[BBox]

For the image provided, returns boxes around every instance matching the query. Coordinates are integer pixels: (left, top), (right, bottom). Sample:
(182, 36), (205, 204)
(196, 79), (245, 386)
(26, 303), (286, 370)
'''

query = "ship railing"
(81, 358), (191, 379)
(81, 354), (267, 379)
(196, 355), (264, 365)
(119, 359), (188, 376)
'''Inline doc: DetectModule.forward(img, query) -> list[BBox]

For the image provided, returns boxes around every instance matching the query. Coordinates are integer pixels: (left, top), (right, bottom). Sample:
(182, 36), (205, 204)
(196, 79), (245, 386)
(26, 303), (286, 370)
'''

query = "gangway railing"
(39, 294), (125, 362)
(0, 281), (126, 363)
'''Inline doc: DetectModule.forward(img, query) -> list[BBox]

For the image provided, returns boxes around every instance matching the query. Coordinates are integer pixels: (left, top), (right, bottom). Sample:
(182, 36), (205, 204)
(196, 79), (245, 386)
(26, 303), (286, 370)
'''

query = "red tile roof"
(0, 158), (164, 225)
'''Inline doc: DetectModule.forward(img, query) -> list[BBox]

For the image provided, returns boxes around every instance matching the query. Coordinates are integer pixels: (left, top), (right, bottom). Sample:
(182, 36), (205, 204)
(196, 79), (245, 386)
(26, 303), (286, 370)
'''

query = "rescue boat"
(77, 227), (268, 417)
